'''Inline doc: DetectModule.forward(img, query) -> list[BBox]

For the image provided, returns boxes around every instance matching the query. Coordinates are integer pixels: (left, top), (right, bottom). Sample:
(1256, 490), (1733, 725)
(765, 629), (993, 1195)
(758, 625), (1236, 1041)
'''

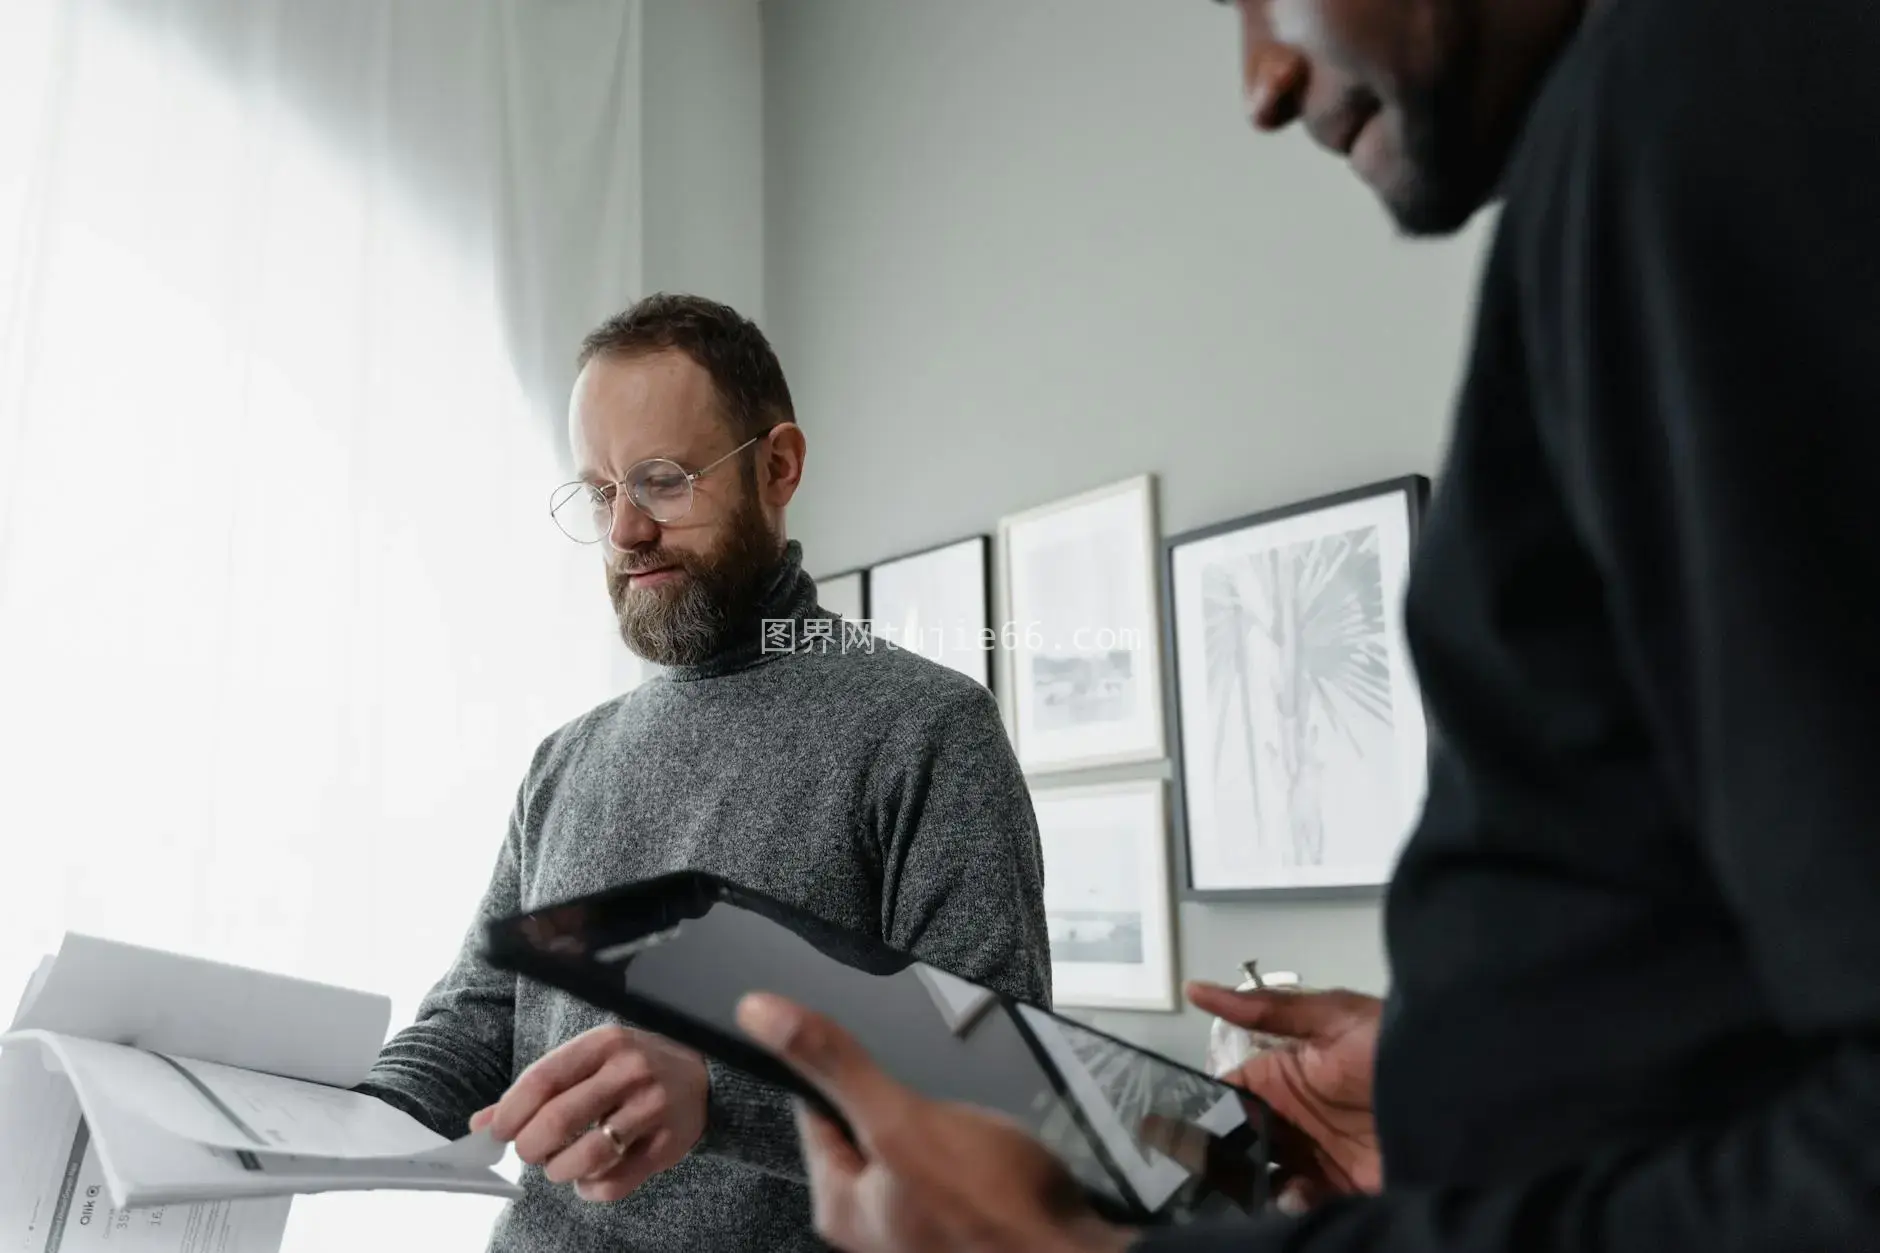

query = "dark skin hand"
(736, 993), (1137, 1253)
(1188, 981), (1383, 1208)
(733, 981), (1383, 1248)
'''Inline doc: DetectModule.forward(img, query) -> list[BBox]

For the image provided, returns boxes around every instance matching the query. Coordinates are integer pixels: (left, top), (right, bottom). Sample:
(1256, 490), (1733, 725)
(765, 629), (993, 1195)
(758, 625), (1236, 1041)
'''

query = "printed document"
(1, 934), (522, 1252)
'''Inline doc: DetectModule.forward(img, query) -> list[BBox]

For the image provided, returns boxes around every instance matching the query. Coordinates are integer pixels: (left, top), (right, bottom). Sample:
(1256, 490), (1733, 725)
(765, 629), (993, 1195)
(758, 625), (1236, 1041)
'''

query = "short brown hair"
(577, 293), (795, 440)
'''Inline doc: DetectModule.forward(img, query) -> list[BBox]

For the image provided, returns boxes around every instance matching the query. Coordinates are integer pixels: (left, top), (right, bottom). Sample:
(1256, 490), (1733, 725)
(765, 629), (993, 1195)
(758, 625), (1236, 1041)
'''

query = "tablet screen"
(492, 876), (1267, 1222)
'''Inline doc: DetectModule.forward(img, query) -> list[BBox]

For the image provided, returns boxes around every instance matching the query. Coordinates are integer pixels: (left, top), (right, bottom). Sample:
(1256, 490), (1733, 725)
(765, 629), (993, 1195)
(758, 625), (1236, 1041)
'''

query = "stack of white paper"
(1, 934), (521, 1252)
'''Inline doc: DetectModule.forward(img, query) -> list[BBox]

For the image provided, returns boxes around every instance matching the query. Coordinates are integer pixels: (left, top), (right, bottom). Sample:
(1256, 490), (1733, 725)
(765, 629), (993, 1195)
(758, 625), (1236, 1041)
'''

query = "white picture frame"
(816, 569), (867, 623)
(1000, 476), (1166, 774)
(867, 536), (992, 689)
(1166, 477), (1431, 897)
(1033, 779), (1177, 1012)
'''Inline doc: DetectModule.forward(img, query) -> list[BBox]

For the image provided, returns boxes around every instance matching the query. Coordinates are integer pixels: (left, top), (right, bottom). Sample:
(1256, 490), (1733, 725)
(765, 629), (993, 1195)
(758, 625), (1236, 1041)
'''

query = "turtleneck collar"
(657, 539), (821, 683)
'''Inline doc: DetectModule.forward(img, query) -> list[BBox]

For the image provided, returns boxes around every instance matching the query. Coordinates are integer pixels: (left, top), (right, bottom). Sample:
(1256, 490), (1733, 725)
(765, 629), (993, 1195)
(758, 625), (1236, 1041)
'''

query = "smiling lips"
(1307, 89), (1383, 159)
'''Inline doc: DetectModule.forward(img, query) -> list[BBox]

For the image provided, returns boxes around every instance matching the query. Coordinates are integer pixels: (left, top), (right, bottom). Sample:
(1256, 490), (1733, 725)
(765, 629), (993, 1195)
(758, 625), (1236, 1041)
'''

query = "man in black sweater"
(732, 0), (1880, 1249)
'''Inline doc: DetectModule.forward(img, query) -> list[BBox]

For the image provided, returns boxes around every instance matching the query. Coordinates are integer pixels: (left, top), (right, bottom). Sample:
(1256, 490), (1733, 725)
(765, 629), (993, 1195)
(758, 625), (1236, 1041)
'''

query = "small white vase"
(1204, 961), (1302, 1077)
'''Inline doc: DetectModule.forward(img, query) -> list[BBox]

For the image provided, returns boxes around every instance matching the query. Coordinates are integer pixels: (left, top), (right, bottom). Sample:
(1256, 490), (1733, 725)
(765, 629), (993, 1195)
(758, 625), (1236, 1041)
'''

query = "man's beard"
(606, 492), (783, 667)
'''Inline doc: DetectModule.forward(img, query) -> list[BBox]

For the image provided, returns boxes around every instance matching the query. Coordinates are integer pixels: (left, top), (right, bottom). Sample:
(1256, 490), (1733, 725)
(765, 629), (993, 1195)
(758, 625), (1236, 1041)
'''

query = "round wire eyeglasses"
(549, 433), (765, 544)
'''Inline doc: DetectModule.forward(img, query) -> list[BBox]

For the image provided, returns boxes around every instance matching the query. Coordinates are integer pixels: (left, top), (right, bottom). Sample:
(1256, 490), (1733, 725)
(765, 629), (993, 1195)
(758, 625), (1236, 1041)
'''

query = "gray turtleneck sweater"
(357, 542), (1052, 1253)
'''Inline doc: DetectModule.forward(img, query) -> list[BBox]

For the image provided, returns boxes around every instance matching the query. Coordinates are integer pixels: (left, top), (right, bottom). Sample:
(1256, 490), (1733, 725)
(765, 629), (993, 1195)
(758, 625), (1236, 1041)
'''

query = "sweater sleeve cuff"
(695, 1059), (807, 1182)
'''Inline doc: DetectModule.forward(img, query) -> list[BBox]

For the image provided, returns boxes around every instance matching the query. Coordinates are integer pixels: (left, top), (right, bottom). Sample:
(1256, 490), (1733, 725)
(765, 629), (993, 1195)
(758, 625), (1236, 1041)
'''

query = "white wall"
(641, 0), (766, 320)
(763, 0), (1492, 1062)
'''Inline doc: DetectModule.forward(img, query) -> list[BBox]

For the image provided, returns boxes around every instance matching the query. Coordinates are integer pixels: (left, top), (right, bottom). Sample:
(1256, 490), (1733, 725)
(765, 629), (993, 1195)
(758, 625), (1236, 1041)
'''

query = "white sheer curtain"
(0, 1), (644, 1248)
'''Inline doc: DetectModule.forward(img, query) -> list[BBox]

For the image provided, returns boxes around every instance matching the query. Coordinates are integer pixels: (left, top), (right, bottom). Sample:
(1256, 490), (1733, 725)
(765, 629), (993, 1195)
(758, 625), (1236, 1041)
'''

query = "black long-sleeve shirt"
(1144, 0), (1880, 1248)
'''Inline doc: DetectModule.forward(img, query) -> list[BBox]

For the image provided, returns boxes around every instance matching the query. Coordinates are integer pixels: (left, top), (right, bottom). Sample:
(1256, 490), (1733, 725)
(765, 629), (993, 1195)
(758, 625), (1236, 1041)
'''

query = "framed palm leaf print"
(1165, 477), (1431, 898)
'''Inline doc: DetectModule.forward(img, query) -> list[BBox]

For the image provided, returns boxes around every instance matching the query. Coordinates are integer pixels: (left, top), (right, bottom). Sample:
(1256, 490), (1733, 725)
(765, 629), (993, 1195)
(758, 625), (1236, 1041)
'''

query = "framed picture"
(1034, 779), (1177, 1012)
(1165, 476), (1431, 899)
(867, 536), (992, 689)
(816, 568), (867, 623)
(1001, 476), (1166, 773)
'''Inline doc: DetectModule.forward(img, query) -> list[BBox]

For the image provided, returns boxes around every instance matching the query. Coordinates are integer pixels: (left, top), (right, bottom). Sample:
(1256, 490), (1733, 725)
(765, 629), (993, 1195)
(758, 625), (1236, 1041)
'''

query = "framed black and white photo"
(1166, 476), (1430, 898)
(816, 568), (867, 623)
(867, 536), (992, 689)
(1001, 476), (1166, 773)
(1034, 779), (1177, 1012)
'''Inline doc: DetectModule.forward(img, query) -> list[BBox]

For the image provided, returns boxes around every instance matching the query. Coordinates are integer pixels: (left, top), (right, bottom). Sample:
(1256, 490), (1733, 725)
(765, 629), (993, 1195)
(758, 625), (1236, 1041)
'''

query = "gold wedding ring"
(599, 1120), (629, 1157)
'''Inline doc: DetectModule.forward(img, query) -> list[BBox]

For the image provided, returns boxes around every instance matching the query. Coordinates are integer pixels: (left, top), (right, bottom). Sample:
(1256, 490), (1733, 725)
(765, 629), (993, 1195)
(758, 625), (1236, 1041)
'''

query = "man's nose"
(607, 493), (660, 552)
(1239, 4), (1307, 131)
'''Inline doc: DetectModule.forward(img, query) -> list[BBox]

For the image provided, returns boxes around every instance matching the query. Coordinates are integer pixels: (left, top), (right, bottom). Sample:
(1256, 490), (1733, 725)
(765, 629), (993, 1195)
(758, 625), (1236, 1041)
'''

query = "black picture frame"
(814, 566), (870, 624)
(1162, 475), (1432, 902)
(865, 534), (995, 693)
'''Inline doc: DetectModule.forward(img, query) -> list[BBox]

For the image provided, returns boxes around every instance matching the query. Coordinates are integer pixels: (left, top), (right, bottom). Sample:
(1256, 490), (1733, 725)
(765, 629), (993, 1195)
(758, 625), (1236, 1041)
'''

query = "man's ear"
(761, 422), (806, 508)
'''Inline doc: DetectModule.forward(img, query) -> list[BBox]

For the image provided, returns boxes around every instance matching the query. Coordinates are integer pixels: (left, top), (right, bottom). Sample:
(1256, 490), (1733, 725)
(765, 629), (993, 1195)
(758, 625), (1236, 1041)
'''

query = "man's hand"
(470, 1024), (708, 1203)
(736, 993), (1135, 1253)
(1187, 981), (1383, 1209)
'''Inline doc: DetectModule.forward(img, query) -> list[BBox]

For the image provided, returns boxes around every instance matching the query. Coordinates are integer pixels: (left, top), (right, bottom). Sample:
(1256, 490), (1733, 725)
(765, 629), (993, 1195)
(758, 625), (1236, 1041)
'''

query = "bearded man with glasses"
(354, 293), (1051, 1253)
